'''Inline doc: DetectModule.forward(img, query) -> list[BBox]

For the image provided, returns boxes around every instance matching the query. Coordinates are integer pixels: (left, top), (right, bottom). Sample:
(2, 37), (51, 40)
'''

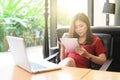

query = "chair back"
(91, 33), (113, 69)
(56, 28), (113, 69)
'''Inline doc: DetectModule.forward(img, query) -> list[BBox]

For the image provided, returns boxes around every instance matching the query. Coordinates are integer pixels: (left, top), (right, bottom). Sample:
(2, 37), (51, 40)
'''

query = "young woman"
(59, 13), (106, 68)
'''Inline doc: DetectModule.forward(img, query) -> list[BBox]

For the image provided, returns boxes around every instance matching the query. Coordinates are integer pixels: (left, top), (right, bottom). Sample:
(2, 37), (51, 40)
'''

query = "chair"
(90, 33), (113, 70)
(46, 28), (113, 71)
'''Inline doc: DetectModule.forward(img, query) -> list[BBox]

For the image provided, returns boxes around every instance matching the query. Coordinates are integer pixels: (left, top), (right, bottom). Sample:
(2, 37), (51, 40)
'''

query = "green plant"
(0, 24), (5, 51)
(0, 0), (45, 51)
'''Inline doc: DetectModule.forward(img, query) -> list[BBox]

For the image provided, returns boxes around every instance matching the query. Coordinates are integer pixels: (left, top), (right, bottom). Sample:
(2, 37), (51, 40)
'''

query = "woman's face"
(74, 20), (87, 37)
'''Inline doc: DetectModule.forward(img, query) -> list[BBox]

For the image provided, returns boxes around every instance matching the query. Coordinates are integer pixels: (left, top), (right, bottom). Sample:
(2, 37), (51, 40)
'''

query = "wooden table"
(0, 66), (91, 80)
(82, 70), (120, 80)
(1, 52), (120, 80)
(0, 53), (90, 80)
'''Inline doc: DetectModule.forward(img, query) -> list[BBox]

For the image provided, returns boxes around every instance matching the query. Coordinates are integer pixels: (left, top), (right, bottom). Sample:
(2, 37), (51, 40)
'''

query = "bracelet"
(88, 56), (92, 61)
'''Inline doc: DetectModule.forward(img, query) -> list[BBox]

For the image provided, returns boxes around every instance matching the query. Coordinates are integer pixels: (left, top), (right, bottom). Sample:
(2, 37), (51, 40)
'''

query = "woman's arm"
(85, 53), (106, 65)
(60, 49), (68, 60)
(75, 47), (106, 65)
(58, 41), (68, 60)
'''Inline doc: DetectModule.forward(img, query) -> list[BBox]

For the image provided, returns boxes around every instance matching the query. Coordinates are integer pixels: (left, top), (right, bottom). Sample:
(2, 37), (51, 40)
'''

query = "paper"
(60, 38), (79, 53)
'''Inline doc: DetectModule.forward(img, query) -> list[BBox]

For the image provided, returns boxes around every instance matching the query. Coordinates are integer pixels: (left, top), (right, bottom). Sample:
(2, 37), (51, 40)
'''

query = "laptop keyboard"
(30, 62), (47, 70)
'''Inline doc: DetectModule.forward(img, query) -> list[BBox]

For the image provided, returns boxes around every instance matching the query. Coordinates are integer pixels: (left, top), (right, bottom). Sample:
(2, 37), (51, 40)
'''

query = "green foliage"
(0, 24), (5, 51)
(0, 0), (45, 51)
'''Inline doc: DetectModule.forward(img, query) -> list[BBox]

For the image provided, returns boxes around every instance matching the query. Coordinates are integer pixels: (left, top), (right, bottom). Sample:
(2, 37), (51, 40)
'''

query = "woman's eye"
(79, 25), (83, 27)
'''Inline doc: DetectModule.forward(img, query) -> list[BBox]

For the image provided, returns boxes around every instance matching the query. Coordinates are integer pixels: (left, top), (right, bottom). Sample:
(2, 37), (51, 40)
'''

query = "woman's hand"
(58, 41), (65, 50)
(75, 47), (89, 57)
(58, 41), (67, 60)
(75, 46), (107, 65)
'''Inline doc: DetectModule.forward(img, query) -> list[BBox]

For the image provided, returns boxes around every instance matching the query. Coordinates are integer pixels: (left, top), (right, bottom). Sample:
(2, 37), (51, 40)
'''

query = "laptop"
(6, 36), (61, 73)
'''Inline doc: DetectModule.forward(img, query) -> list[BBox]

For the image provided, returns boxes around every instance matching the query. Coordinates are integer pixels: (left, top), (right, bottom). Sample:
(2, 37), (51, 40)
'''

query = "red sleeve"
(95, 36), (106, 55)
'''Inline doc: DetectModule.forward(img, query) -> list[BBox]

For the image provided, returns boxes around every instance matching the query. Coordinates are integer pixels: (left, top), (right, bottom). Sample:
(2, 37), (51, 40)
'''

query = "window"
(57, 0), (88, 28)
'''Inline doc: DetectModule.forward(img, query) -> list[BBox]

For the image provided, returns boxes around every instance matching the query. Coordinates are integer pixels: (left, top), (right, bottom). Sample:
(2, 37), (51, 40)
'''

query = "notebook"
(6, 36), (61, 73)
(60, 38), (80, 53)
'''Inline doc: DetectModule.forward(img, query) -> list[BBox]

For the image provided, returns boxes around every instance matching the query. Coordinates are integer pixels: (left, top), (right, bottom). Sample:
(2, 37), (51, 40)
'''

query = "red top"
(67, 35), (106, 68)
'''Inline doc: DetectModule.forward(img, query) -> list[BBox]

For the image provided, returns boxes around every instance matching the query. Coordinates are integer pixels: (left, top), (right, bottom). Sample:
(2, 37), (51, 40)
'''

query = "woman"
(59, 13), (106, 68)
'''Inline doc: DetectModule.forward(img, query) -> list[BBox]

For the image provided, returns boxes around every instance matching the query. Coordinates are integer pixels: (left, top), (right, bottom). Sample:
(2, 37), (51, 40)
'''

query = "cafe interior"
(1, 0), (120, 80)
